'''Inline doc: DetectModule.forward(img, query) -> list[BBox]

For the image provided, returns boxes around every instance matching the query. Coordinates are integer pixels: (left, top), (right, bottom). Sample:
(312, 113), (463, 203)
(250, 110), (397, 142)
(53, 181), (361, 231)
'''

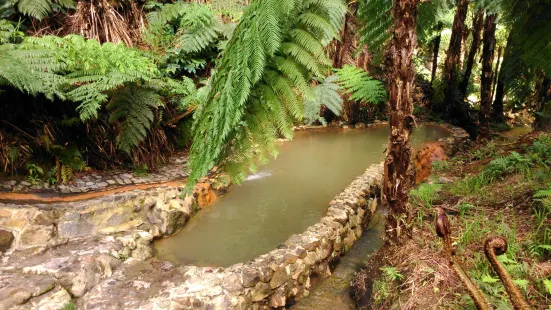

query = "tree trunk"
(535, 77), (551, 131)
(332, 8), (352, 68)
(457, 9), (484, 102)
(384, 0), (419, 242)
(430, 23), (443, 85)
(492, 31), (514, 122)
(491, 46), (502, 101)
(439, 0), (469, 116)
(479, 13), (497, 141)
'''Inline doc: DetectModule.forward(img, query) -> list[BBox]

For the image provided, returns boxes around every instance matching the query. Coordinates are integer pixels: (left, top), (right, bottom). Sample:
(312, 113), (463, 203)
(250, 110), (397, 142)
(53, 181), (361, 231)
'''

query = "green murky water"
(154, 125), (450, 267)
(500, 126), (533, 140)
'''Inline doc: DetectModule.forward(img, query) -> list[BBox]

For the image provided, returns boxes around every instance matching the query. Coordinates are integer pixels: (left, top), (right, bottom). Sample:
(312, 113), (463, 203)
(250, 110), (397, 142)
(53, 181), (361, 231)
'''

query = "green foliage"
(357, 0), (392, 64)
(416, 0), (453, 44)
(452, 151), (534, 196)
(8, 0), (74, 20)
(0, 19), (23, 43)
(187, 0), (346, 186)
(26, 162), (43, 183)
(410, 183), (442, 208)
(144, 1), (230, 75)
(0, 41), (67, 99)
(303, 75), (343, 125)
(6, 34), (196, 154)
(532, 185), (551, 257)
(380, 267), (403, 281)
(23, 35), (160, 120)
(62, 301), (76, 310)
(333, 65), (387, 105)
(107, 83), (164, 153)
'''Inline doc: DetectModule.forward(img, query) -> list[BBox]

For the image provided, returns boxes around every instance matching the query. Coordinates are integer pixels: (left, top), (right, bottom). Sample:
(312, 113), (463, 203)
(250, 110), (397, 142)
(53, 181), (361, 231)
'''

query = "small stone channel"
(290, 211), (385, 310)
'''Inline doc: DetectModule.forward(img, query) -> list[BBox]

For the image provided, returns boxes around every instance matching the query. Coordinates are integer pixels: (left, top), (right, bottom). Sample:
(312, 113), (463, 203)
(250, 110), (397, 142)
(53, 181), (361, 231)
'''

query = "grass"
(361, 132), (551, 309)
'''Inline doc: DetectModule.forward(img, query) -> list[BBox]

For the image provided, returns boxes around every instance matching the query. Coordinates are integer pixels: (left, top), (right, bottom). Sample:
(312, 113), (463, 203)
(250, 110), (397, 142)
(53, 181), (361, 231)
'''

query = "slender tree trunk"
(439, 0), (469, 116)
(430, 23), (443, 85)
(457, 9), (484, 102)
(479, 14), (497, 141)
(384, 0), (419, 242)
(492, 31), (514, 122)
(535, 77), (551, 131)
(332, 8), (352, 68)
(491, 46), (503, 101)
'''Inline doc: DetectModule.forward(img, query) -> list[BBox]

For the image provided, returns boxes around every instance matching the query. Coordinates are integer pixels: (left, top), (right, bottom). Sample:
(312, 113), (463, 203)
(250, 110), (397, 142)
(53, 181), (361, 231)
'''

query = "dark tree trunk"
(491, 46), (503, 101)
(332, 8), (352, 69)
(479, 14), (497, 141)
(457, 9), (484, 102)
(535, 77), (551, 131)
(492, 31), (514, 122)
(430, 23), (443, 85)
(384, 0), (419, 242)
(439, 0), (469, 116)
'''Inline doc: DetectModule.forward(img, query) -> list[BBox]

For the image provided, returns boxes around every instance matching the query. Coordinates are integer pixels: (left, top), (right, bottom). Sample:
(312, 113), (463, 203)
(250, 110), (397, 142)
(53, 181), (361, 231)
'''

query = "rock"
(222, 273), (243, 293)
(258, 266), (274, 283)
(58, 221), (94, 238)
(143, 197), (157, 209)
(19, 225), (55, 247)
(194, 183), (216, 208)
(251, 282), (271, 302)
(241, 269), (260, 288)
(0, 229), (14, 252)
(269, 267), (290, 289)
(131, 243), (154, 260)
(14, 289), (32, 304)
(35, 287), (72, 310)
(269, 289), (286, 308)
(329, 208), (348, 224)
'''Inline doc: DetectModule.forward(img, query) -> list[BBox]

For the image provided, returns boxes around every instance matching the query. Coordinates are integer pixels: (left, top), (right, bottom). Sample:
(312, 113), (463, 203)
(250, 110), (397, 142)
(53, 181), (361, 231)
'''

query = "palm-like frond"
(107, 83), (164, 153)
(14, 0), (74, 20)
(0, 43), (67, 99)
(334, 65), (387, 104)
(304, 75), (343, 125)
(187, 0), (346, 185)
(357, 0), (393, 64)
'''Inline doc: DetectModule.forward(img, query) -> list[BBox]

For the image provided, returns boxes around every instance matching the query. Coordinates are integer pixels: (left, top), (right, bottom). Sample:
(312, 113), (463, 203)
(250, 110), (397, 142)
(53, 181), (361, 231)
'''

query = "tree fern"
(357, 0), (393, 64)
(187, 0), (346, 186)
(0, 43), (67, 99)
(23, 35), (159, 120)
(334, 64), (387, 105)
(8, 34), (196, 153)
(11, 0), (74, 20)
(145, 1), (230, 75)
(107, 83), (164, 153)
(304, 75), (343, 125)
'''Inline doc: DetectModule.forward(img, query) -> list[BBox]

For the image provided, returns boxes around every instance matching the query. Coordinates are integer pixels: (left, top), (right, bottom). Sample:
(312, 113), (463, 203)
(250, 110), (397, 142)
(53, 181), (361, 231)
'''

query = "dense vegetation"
(1, 0), (550, 308)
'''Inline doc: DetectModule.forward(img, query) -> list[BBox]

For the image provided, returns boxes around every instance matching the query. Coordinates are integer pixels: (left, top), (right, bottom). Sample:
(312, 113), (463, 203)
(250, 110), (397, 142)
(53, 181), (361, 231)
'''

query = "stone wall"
(134, 164), (384, 310)
(0, 178), (227, 254)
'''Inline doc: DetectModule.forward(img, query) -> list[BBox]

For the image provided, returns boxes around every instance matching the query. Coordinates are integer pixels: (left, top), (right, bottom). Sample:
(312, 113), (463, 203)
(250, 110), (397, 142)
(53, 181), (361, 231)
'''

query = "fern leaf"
(107, 84), (164, 154)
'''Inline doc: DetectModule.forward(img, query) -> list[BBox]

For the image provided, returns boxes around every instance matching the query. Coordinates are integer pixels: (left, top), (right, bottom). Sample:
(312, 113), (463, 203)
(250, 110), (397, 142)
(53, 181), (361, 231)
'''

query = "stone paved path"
(0, 153), (190, 195)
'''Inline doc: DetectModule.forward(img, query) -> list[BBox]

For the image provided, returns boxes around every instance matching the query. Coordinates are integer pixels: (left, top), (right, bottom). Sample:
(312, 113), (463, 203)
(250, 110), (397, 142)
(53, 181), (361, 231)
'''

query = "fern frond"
(14, 0), (74, 20)
(304, 75), (343, 125)
(334, 65), (387, 104)
(357, 0), (393, 63)
(187, 0), (346, 186)
(107, 84), (164, 154)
